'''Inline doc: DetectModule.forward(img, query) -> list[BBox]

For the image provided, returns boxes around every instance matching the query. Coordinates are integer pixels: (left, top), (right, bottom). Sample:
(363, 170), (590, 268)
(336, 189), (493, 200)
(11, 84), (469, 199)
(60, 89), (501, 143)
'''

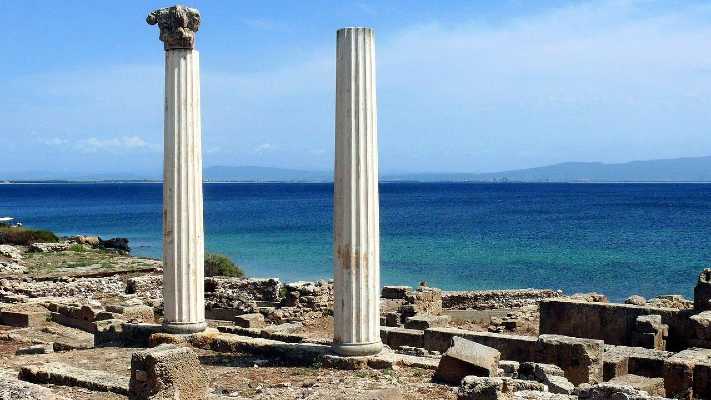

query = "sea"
(2, 182), (711, 301)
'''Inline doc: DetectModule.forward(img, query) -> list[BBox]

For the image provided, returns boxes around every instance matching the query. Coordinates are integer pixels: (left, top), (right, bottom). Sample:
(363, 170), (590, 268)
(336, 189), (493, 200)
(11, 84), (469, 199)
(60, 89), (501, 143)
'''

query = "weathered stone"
(424, 327), (538, 361)
(518, 362), (564, 382)
(546, 376), (575, 395)
(608, 374), (665, 397)
(19, 362), (129, 395)
(443, 289), (563, 310)
(385, 311), (401, 327)
(16, 343), (54, 355)
(626, 295), (647, 306)
(382, 286), (412, 300)
(129, 344), (209, 400)
(604, 345), (672, 379)
(380, 327), (425, 349)
(663, 347), (711, 399)
(632, 314), (668, 350)
(696, 269), (711, 311)
(0, 244), (22, 260)
(457, 376), (504, 400)
(0, 369), (68, 400)
(28, 242), (71, 253)
(536, 334), (604, 385)
(234, 313), (265, 329)
(693, 362), (711, 400)
(0, 304), (49, 327)
(146, 5), (200, 50)
(435, 336), (500, 385)
(405, 314), (451, 330)
(500, 360), (520, 378)
(323, 349), (396, 370)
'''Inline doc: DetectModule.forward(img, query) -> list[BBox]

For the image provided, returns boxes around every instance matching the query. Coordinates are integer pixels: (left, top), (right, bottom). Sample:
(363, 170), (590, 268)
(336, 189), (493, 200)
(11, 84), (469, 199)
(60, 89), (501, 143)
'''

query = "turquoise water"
(2, 182), (710, 301)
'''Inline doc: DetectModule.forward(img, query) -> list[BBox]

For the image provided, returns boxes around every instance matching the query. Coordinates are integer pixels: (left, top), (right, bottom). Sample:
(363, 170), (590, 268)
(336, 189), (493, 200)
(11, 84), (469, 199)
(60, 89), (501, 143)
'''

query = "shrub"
(68, 243), (86, 252)
(204, 253), (244, 278)
(0, 227), (59, 246)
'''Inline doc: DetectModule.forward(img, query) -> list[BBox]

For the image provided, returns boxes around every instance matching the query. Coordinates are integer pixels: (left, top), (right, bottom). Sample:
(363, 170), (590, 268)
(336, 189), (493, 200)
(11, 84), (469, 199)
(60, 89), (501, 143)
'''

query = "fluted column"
(148, 5), (206, 334)
(333, 27), (382, 356)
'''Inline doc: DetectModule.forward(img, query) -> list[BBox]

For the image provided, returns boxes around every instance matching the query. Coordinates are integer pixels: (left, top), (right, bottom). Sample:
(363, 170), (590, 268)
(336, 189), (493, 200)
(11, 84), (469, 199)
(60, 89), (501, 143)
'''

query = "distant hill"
(6, 156), (711, 183)
(203, 165), (330, 182)
(386, 156), (711, 182)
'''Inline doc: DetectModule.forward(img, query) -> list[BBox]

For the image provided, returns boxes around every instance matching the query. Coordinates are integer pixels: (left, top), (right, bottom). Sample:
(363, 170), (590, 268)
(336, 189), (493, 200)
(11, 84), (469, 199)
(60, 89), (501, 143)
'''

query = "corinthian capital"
(147, 5), (201, 50)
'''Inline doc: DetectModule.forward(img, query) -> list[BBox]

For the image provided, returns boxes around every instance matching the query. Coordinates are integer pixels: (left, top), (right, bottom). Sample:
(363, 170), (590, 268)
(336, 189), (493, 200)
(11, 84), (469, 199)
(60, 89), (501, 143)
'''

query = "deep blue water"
(2, 182), (711, 301)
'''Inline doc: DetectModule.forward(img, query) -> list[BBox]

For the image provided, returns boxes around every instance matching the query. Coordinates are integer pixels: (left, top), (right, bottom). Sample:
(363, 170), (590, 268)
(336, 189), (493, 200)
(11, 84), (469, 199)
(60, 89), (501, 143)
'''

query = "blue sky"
(2, 0), (711, 177)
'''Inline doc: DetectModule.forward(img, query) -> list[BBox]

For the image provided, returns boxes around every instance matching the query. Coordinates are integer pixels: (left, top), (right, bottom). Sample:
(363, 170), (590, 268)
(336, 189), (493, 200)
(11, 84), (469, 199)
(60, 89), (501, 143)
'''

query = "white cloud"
(253, 143), (274, 154)
(75, 136), (160, 153)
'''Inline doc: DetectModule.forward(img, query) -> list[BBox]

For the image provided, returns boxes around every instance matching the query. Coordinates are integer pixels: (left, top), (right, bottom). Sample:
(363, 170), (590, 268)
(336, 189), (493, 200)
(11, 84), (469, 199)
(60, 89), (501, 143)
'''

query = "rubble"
(129, 344), (209, 400)
(435, 336), (500, 385)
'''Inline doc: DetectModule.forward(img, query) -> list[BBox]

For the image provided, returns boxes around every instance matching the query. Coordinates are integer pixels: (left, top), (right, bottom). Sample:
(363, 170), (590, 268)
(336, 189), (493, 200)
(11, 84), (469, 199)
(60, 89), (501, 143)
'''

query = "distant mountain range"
(5, 156), (711, 183)
(386, 156), (711, 182)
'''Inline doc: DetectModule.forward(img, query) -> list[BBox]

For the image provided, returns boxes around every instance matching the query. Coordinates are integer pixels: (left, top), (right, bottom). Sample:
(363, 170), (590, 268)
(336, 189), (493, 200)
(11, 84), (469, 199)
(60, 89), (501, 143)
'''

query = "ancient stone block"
(608, 374), (665, 397)
(382, 286), (412, 300)
(603, 351), (629, 381)
(16, 343), (54, 355)
(499, 360), (519, 378)
(423, 327), (538, 361)
(129, 344), (209, 400)
(0, 310), (48, 327)
(631, 314), (667, 350)
(380, 326), (424, 349)
(0, 369), (68, 400)
(663, 347), (711, 399)
(536, 334), (604, 385)
(404, 314), (450, 330)
(435, 336), (500, 385)
(19, 362), (129, 395)
(457, 376), (504, 400)
(625, 295), (646, 306)
(385, 311), (401, 327)
(234, 313), (265, 329)
(693, 362), (711, 400)
(696, 269), (711, 311)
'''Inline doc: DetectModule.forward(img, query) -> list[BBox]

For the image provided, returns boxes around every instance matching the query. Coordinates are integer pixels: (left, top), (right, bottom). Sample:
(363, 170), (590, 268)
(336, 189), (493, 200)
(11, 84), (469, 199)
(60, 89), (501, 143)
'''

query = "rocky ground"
(0, 238), (695, 399)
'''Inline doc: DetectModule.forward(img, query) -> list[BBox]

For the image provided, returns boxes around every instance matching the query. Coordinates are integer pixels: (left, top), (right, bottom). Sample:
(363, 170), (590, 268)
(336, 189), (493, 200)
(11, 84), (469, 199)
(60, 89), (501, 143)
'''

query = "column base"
(332, 340), (383, 357)
(162, 321), (207, 334)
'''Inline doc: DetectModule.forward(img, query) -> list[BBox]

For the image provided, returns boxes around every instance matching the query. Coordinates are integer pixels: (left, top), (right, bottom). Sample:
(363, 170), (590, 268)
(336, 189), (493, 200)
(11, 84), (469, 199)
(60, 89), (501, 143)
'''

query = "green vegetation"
(0, 227), (58, 246)
(204, 253), (245, 278)
(68, 243), (87, 252)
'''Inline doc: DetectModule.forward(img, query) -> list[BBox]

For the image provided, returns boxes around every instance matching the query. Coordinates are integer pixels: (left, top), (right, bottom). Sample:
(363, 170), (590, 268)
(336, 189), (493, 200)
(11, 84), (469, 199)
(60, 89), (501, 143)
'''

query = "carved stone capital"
(147, 5), (201, 50)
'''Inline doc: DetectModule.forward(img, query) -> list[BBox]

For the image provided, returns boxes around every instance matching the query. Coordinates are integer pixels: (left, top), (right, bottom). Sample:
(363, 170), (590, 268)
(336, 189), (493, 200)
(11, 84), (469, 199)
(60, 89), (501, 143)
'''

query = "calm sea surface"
(2, 182), (710, 301)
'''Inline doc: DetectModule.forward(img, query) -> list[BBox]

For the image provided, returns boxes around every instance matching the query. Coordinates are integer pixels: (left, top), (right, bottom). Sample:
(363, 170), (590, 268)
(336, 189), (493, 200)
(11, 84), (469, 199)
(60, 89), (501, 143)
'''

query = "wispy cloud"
(76, 136), (160, 154)
(253, 143), (274, 154)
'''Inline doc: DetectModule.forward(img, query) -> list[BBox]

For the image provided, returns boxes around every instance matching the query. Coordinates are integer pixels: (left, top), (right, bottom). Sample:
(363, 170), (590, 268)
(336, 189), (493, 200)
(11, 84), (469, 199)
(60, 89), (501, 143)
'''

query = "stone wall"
(539, 299), (694, 351)
(442, 289), (563, 310)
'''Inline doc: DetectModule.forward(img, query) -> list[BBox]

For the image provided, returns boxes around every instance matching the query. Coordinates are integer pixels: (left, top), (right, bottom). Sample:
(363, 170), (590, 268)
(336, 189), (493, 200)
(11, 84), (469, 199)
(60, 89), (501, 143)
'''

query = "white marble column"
(333, 27), (383, 356)
(148, 5), (206, 334)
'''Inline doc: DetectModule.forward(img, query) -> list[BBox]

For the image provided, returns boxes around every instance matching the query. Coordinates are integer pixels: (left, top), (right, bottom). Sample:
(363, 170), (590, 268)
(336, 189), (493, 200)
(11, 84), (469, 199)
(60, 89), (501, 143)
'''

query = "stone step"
(18, 362), (129, 395)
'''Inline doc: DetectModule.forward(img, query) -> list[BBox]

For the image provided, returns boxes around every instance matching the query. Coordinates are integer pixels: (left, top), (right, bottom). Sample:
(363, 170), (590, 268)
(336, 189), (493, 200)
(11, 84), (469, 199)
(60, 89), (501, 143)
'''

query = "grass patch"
(68, 243), (86, 252)
(0, 227), (59, 246)
(205, 253), (245, 278)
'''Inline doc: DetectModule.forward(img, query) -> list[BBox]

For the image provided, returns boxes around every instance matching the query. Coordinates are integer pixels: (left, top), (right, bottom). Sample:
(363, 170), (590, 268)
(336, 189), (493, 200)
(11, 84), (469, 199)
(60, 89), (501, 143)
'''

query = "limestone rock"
(16, 343), (54, 355)
(146, 5), (200, 50)
(0, 245), (22, 260)
(404, 314), (451, 330)
(435, 336), (500, 385)
(234, 312), (265, 329)
(19, 362), (128, 395)
(625, 295), (647, 306)
(0, 369), (68, 400)
(129, 344), (209, 400)
(382, 286), (412, 300)
(29, 242), (71, 253)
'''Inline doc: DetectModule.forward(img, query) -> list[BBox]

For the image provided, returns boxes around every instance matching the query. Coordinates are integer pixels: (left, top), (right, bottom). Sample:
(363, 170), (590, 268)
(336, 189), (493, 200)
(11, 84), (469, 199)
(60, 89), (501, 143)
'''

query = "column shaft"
(162, 49), (206, 334)
(333, 27), (382, 356)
